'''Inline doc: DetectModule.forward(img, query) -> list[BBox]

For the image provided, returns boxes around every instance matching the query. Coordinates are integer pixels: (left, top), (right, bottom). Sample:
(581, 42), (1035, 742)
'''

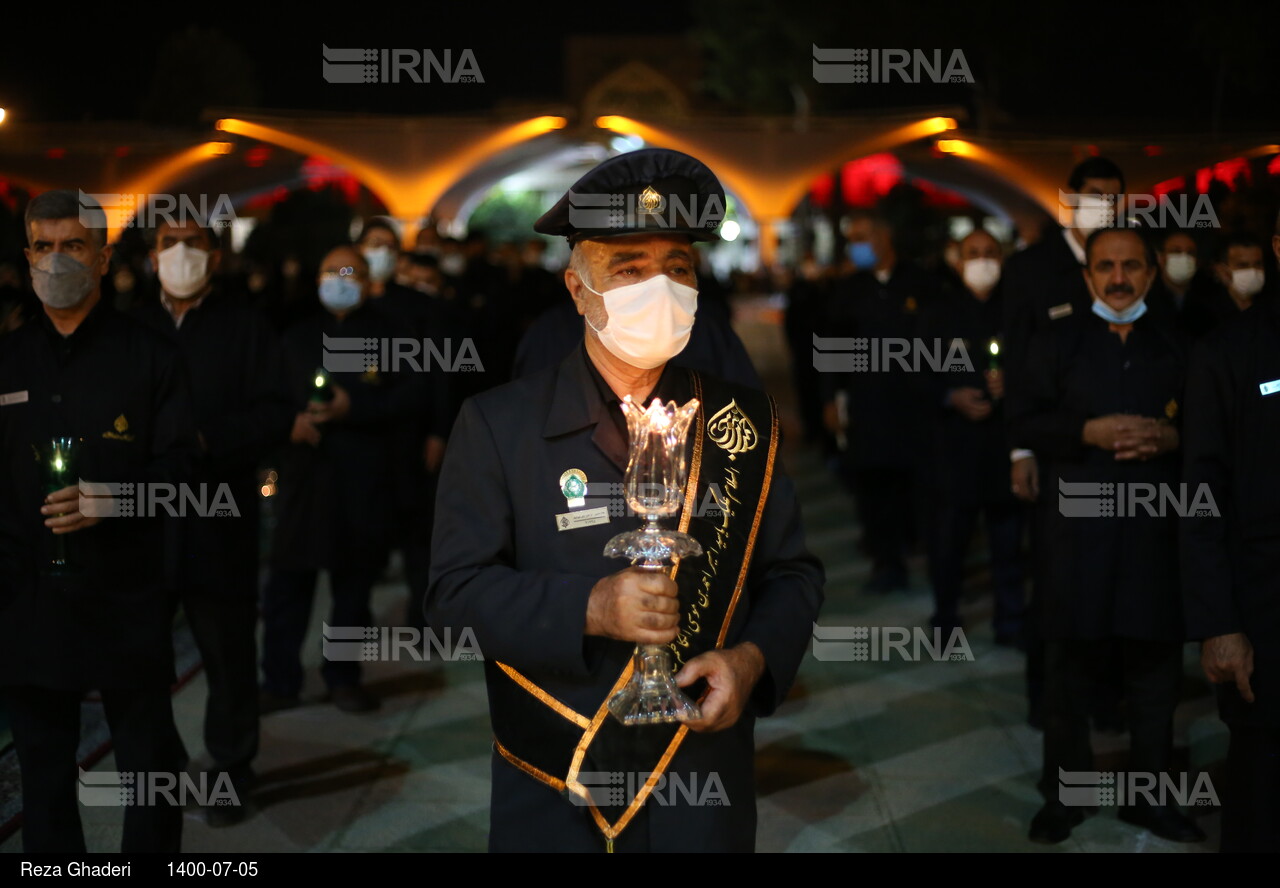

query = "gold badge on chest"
(103, 413), (135, 441)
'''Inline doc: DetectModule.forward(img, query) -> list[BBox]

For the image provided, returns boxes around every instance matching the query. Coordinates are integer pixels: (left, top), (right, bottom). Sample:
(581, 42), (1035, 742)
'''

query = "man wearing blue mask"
(1009, 227), (1202, 845)
(820, 208), (940, 593)
(428, 148), (824, 852)
(261, 245), (433, 715)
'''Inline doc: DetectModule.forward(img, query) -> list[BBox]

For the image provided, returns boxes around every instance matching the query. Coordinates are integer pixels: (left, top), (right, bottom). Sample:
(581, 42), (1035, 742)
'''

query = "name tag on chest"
(1260, 378), (1280, 397)
(555, 506), (610, 532)
(0, 390), (29, 406)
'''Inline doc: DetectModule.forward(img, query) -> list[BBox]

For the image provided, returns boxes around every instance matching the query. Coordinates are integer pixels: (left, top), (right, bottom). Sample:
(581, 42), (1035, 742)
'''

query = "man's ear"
(565, 269), (587, 316)
(97, 244), (114, 277)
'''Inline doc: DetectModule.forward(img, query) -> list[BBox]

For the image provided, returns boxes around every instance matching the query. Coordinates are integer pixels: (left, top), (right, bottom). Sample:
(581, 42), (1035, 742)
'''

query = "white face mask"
(362, 245), (396, 283)
(962, 257), (1001, 292)
(583, 273), (697, 370)
(1073, 194), (1115, 235)
(1231, 268), (1265, 298)
(1163, 252), (1196, 284)
(157, 243), (210, 299)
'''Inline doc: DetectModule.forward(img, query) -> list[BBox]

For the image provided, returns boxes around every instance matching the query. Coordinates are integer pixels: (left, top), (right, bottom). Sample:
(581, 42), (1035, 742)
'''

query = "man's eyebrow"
(31, 239), (53, 249)
(606, 250), (648, 268)
(664, 248), (693, 262)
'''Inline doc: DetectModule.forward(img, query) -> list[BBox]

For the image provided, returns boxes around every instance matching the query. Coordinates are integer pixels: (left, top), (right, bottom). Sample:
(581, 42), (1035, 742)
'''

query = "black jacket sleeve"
(1180, 334), (1241, 639)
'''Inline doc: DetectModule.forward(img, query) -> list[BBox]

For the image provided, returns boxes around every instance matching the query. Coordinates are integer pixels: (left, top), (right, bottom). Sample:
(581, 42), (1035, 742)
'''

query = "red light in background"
(1152, 177), (1185, 198)
(1268, 155), (1280, 177)
(114, 146), (131, 158)
(1144, 145), (1162, 157)
(1212, 157), (1250, 189)
(842, 153), (904, 207)
(245, 146), (272, 168)
(809, 172), (835, 209)
(46, 148), (66, 159)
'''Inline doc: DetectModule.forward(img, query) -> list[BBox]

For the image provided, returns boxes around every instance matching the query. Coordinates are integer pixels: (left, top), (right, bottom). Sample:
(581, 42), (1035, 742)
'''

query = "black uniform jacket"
(132, 288), (292, 589)
(1001, 227), (1090, 390)
(272, 301), (432, 571)
(428, 345), (823, 850)
(1181, 298), (1280, 725)
(0, 299), (197, 688)
(1007, 308), (1186, 641)
(916, 283), (1016, 506)
(820, 262), (938, 468)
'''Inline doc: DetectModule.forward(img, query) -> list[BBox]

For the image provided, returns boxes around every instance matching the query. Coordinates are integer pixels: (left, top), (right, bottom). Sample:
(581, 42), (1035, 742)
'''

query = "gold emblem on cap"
(114, 414), (128, 433)
(707, 400), (758, 461)
(1165, 398), (1178, 419)
(638, 185), (665, 216)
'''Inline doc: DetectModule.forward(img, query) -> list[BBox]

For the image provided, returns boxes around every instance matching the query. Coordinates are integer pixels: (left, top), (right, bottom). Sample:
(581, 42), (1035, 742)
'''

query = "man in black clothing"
(1004, 157), (1126, 731)
(1010, 227), (1202, 846)
(132, 217), (293, 826)
(1182, 233), (1269, 337)
(0, 190), (198, 852)
(1181, 214), (1280, 852)
(821, 209), (939, 592)
(261, 245), (431, 714)
(918, 229), (1025, 641)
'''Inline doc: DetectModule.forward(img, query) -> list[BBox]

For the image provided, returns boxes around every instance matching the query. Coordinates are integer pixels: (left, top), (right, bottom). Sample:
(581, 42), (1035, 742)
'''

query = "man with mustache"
(1009, 227), (1203, 845)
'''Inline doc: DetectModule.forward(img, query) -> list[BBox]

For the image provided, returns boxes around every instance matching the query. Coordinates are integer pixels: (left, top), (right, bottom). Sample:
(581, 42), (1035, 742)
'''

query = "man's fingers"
(633, 571), (678, 597)
(1236, 669), (1256, 704)
(641, 593), (680, 615)
(674, 656), (712, 687)
(687, 691), (729, 732)
(634, 626), (678, 645)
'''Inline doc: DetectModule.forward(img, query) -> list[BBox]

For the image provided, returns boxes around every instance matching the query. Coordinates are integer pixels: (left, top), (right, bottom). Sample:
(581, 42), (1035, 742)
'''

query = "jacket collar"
(543, 344), (612, 439)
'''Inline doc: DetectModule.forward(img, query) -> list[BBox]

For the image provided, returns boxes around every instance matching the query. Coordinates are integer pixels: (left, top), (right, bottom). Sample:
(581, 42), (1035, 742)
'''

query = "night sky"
(3, 3), (1279, 130)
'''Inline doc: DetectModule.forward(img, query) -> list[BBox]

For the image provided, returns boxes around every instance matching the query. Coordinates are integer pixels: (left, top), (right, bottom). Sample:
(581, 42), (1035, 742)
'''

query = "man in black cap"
(428, 148), (824, 852)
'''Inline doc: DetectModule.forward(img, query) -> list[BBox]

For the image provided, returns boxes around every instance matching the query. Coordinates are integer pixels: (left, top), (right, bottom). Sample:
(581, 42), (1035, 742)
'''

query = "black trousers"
(2, 684), (183, 853)
(927, 500), (1025, 635)
(1217, 681), (1280, 852)
(1039, 638), (1183, 799)
(177, 552), (259, 777)
(260, 561), (382, 697)
(850, 466), (913, 573)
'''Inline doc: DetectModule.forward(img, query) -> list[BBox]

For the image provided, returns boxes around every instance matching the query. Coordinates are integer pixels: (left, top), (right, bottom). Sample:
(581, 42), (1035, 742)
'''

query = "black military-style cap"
(534, 148), (725, 244)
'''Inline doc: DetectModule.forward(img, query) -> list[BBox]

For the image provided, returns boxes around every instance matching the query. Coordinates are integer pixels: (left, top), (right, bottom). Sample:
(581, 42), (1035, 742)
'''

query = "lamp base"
(607, 644), (701, 726)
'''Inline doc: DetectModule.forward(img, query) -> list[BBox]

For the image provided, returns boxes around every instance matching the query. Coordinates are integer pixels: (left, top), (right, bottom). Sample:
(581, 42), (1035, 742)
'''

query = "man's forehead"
(1090, 231), (1146, 260)
(29, 217), (91, 241)
(961, 230), (998, 250)
(156, 221), (209, 243)
(322, 249), (361, 268)
(584, 235), (694, 261)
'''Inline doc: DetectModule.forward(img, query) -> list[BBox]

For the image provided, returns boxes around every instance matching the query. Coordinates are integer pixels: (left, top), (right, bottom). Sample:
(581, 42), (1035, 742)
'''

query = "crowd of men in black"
(0, 154), (1277, 853)
(785, 156), (1280, 851)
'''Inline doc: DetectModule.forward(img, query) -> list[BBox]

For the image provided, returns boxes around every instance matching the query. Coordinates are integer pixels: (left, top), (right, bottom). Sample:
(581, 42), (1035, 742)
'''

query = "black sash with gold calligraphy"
(490, 371), (779, 846)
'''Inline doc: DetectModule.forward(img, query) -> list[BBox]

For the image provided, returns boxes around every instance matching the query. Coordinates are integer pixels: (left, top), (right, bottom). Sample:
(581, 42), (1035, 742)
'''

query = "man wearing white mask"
(428, 149), (824, 852)
(918, 228), (1026, 645)
(0, 190), (199, 851)
(133, 217), (292, 826)
(1213, 233), (1267, 313)
(1009, 227), (1202, 845)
